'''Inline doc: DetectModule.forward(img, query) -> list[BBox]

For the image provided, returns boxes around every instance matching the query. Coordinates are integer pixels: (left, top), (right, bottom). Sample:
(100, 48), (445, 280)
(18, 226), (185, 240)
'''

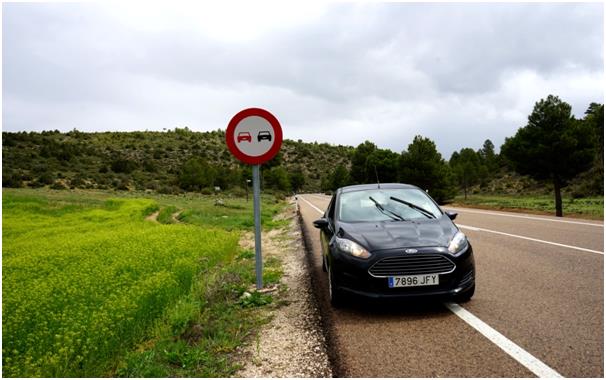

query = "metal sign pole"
(226, 108), (282, 291)
(252, 164), (263, 289)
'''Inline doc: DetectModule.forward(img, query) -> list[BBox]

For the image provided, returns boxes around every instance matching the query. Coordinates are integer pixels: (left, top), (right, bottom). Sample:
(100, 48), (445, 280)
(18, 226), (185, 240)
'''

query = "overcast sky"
(2, 2), (604, 157)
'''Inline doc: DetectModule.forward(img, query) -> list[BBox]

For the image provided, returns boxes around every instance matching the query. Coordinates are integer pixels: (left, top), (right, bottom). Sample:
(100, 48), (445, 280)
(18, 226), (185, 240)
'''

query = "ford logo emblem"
(404, 248), (418, 254)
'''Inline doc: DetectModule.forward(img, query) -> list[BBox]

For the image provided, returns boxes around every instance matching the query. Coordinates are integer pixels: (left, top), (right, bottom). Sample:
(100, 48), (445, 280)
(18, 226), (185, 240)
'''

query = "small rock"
(240, 291), (252, 300)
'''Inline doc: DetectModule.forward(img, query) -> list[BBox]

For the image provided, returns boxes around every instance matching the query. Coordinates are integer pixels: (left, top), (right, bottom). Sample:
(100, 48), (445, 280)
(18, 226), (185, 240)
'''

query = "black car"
(313, 183), (475, 306)
(257, 131), (272, 142)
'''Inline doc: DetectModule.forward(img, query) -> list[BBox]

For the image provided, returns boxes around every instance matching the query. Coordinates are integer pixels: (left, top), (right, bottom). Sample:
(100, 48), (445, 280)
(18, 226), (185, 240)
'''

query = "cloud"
(2, 2), (603, 157)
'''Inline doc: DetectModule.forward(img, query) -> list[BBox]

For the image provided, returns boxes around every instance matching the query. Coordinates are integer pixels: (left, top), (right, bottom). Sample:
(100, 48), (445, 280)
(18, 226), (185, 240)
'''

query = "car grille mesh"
(369, 254), (455, 277)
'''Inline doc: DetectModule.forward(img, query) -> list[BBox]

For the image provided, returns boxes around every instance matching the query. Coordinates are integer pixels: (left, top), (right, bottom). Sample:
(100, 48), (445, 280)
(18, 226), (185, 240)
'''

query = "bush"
(142, 160), (156, 173)
(178, 158), (216, 191)
(70, 176), (85, 189)
(3, 171), (23, 188)
(50, 181), (68, 190)
(111, 178), (130, 191)
(37, 173), (55, 186)
(158, 185), (181, 194)
(111, 158), (137, 174)
(229, 187), (247, 198)
(263, 167), (291, 192)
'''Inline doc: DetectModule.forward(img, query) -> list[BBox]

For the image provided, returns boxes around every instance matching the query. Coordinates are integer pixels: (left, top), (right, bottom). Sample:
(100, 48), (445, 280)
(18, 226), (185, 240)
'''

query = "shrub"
(50, 181), (68, 190)
(178, 158), (216, 191)
(111, 159), (137, 174)
(2, 171), (23, 188)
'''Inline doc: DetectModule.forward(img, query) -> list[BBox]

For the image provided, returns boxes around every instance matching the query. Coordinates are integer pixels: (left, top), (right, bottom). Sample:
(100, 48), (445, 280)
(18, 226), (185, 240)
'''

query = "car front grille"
(368, 254), (456, 277)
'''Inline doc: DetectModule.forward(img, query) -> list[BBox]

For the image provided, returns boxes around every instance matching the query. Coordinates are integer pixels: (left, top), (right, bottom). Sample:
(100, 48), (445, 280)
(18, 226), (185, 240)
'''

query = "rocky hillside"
(2, 129), (353, 193)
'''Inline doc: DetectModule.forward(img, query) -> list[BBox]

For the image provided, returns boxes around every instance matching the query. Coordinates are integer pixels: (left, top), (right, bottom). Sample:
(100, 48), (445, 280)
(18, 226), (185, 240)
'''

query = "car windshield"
(338, 188), (442, 222)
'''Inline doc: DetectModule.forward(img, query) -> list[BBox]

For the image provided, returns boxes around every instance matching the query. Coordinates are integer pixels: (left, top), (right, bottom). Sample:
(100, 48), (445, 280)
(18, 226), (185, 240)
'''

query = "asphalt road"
(296, 193), (603, 378)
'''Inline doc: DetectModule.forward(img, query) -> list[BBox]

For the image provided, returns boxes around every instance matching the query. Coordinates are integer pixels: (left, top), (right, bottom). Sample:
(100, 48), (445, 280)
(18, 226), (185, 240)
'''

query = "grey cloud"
(2, 2), (603, 157)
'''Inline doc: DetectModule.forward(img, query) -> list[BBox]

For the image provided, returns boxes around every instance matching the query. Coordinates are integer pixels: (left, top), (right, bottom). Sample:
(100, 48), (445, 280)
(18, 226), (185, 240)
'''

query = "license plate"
(388, 274), (439, 288)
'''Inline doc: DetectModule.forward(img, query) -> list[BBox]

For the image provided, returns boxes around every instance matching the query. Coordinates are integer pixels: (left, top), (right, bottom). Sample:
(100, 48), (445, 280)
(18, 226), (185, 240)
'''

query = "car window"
(338, 188), (442, 222)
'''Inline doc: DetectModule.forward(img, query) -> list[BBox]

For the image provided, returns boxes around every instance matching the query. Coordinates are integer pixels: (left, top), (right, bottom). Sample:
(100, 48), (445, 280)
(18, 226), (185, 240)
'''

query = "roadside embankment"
(235, 197), (332, 377)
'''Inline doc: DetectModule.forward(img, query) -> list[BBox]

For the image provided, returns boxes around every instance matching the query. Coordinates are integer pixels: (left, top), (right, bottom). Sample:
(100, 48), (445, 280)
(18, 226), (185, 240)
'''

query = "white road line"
(298, 196), (325, 215)
(457, 224), (604, 255)
(446, 207), (603, 227)
(298, 195), (565, 378)
(305, 193), (332, 201)
(445, 303), (563, 378)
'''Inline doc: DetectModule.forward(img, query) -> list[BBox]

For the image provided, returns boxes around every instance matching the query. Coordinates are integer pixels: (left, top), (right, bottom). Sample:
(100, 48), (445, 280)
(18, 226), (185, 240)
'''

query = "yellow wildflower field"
(2, 193), (239, 377)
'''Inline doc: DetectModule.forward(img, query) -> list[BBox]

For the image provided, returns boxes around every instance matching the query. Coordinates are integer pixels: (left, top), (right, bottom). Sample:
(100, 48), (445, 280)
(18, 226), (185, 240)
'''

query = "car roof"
(337, 183), (420, 194)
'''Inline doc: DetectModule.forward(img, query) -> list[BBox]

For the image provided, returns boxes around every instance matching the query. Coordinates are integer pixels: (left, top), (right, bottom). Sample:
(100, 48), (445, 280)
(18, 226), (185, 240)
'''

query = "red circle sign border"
(226, 108), (283, 165)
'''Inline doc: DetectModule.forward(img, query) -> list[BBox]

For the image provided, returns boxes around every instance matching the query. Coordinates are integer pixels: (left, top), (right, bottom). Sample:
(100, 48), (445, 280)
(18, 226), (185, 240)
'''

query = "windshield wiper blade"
(369, 197), (405, 221)
(389, 196), (436, 219)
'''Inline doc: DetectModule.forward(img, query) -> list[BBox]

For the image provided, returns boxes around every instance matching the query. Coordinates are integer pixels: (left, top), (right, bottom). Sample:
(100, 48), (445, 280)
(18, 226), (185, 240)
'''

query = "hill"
(2, 129), (353, 194)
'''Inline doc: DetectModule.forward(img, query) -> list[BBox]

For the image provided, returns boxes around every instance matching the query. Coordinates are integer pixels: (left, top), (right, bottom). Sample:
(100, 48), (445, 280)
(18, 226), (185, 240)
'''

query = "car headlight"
(448, 231), (468, 256)
(335, 237), (371, 259)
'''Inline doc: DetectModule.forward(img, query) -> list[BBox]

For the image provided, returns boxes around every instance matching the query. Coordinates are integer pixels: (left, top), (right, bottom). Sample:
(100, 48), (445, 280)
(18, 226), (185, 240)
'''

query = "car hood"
(339, 217), (458, 251)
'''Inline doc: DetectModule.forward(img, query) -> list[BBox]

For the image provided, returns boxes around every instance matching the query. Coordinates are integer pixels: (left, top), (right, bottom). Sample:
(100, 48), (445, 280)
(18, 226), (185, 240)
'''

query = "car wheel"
(328, 265), (343, 307)
(455, 284), (475, 303)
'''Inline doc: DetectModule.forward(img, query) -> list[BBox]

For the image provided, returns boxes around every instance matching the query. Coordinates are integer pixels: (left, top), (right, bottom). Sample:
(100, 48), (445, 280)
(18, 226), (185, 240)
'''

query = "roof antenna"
(374, 165), (381, 189)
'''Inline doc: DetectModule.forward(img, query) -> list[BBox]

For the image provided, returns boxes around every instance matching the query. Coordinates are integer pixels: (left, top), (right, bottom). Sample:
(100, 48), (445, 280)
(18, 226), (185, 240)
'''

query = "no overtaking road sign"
(226, 108), (283, 290)
(226, 108), (283, 165)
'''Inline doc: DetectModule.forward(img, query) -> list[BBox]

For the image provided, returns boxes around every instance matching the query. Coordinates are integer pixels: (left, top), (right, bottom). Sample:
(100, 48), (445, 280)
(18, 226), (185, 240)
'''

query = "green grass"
(2, 188), (288, 377)
(114, 250), (273, 377)
(115, 248), (284, 377)
(151, 193), (288, 231)
(157, 205), (179, 224)
(2, 188), (288, 231)
(451, 194), (603, 219)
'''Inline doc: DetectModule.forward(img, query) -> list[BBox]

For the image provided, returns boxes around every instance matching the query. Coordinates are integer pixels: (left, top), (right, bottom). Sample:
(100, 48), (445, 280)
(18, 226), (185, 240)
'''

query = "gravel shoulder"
(235, 197), (332, 378)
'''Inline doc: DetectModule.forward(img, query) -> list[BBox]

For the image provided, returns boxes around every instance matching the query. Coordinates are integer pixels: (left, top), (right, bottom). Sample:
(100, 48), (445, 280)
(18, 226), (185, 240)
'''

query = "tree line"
(320, 95), (603, 215)
(2, 95), (603, 216)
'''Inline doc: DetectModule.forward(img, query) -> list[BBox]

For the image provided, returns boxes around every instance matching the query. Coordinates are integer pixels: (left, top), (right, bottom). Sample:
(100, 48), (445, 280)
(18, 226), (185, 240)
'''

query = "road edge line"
(446, 207), (603, 227)
(296, 196), (345, 377)
(298, 196), (325, 215)
(445, 303), (563, 378)
(458, 224), (604, 255)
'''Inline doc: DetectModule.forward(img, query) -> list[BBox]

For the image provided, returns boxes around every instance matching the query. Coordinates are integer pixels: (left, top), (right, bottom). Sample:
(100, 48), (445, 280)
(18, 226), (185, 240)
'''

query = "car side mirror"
(446, 211), (458, 220)
(313, 218), (329, 229)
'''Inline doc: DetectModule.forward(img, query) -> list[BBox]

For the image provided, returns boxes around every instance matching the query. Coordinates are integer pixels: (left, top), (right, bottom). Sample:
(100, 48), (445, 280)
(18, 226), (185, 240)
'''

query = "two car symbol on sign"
(237, 131), (272, 143)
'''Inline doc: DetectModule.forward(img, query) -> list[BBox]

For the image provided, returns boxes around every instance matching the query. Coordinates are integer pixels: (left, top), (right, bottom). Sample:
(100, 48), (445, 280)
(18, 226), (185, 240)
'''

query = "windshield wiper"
(369, 197), (405, 221)
(389, 196), (436, 219)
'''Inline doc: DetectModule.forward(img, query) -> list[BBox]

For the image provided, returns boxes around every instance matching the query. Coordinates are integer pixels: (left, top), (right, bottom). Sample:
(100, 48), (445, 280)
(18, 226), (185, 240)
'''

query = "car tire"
(328, 265), (344, 307)
(455, 284), (475, 303)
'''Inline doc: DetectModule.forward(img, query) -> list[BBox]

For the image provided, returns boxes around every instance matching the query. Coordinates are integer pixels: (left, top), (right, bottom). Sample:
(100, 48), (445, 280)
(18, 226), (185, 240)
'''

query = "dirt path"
(145, 209), (182, 224)
(145, 211), (159, 222)
(171, 211), (181, 223)
(235, 198), (332, 377)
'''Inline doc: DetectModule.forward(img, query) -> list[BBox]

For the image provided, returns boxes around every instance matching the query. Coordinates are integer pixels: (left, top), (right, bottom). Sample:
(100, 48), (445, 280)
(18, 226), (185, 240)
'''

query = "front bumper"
(330, 245), (475, 300)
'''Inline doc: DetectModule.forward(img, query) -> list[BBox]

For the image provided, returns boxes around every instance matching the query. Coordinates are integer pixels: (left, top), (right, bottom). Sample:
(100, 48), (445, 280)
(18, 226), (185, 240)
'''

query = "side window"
(326, 195), (336, 221)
